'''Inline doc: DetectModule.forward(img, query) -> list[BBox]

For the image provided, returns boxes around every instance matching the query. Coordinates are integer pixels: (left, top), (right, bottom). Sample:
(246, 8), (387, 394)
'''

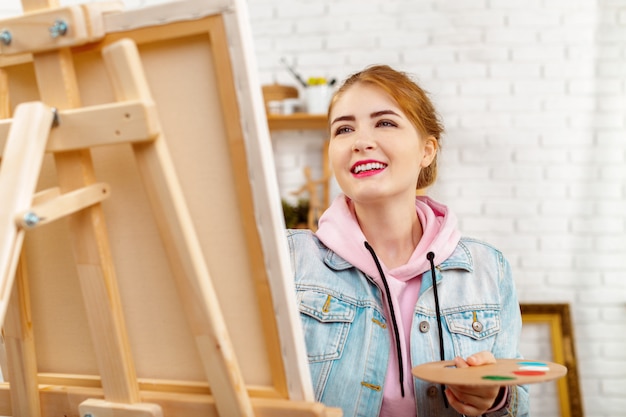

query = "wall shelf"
(266, 112), (331, 220)
(267, 113), (327, 131)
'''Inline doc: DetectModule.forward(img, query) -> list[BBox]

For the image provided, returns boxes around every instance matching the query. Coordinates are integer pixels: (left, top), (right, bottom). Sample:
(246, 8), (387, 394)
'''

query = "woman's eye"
(334, 126), (353, 135)
(377, 119), (397, 128)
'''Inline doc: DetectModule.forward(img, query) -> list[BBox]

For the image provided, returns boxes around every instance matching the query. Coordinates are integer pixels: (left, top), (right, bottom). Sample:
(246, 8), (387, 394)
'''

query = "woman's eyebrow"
(370, 109), (400, 118)
(330, 110), (400, 126)
(330, 115), (355, 125)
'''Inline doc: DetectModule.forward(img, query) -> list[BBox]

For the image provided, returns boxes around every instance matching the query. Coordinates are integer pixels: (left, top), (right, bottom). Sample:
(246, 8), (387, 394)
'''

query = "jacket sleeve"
(485, 251), (530, 417)
(485, 384), (526, 417)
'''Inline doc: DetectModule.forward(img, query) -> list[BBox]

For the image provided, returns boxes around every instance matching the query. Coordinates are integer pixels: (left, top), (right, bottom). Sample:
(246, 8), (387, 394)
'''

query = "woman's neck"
(354, 196), (422, 269)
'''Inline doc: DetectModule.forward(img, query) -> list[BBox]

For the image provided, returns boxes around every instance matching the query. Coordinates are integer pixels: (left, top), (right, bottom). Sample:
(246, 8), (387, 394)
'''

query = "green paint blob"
(482, 375), (517, 381)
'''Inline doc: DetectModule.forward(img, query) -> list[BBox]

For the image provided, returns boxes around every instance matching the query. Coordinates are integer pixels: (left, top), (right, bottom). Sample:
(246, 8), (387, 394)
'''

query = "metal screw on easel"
(0, 29), (12, 46)
(51, 107), (60, 127)
(49, 19), (68, 38)
(23, 212), (40, 228)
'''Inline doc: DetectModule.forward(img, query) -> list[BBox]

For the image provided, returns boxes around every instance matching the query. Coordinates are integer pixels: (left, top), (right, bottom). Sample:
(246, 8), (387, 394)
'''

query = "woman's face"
(328, 83), (436, 205)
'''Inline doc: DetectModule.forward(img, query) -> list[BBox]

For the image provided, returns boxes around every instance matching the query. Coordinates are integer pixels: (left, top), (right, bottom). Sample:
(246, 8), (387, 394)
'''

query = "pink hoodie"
(315, 194), (461, 417)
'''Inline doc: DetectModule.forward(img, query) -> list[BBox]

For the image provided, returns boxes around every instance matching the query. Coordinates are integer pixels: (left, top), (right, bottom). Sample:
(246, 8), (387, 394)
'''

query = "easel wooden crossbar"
(0, 0), (341, 416)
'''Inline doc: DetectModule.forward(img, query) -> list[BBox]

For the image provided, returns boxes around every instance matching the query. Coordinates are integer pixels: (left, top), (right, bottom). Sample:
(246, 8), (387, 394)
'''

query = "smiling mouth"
(352, 162), (387, 174)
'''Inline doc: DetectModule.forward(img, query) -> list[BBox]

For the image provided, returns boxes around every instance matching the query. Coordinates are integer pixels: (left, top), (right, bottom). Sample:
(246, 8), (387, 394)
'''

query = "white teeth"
(354, 162), (386, 174)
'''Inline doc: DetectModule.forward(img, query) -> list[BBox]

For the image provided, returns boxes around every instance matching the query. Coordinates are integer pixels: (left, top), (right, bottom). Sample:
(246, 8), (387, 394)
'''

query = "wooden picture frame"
(520, 303), (583, 417)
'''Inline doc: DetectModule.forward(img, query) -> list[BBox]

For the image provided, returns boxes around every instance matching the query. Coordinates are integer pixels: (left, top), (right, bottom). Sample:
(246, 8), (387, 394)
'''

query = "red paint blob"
(513, 370), (546, 376)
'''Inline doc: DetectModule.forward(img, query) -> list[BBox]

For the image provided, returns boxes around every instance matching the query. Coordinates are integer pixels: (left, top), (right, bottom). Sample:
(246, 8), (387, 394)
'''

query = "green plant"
(281, 198), (310, 228)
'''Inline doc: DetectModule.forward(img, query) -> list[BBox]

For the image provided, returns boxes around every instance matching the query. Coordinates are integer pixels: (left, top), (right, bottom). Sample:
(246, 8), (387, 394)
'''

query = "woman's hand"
(445, 351), (503, 416)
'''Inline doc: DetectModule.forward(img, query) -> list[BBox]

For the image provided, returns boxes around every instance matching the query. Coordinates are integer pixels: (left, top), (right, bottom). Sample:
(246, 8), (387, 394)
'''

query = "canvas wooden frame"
(0, 1), (339, 416)
(520, 303), (584, 417)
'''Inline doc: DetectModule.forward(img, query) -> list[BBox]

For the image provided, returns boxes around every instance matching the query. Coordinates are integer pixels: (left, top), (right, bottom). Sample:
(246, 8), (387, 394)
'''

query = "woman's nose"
(351, 133), (376, 152)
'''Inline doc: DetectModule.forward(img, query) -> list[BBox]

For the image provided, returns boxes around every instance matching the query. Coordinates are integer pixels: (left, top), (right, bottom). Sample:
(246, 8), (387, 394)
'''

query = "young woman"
(286, 65), (529, 417)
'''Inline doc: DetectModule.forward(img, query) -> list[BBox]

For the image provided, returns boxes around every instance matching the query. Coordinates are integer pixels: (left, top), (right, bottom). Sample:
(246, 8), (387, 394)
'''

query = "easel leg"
(80, 398), (163, 417)
(0, 66), (9, 383)
(0, 101), (53, 417)
(0, 102), (54, 327)
(4, 253), (41, 417)
(28, 46), (144, 406)
(102, 39), (254, 417)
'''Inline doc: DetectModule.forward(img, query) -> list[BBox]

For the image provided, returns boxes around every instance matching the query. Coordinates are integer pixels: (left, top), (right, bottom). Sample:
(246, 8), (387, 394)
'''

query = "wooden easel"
(291, 166), (331, 231)
(0, 1), (340, 416)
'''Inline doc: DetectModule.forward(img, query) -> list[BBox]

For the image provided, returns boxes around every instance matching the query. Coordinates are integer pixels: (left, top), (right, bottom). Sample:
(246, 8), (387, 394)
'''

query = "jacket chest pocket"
(298, 290), (355, 362)
(445, 309), (500, 357)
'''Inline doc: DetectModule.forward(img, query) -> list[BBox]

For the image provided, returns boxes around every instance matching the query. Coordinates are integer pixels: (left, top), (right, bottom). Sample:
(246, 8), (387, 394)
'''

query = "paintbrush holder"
(305, 84), (331, 114)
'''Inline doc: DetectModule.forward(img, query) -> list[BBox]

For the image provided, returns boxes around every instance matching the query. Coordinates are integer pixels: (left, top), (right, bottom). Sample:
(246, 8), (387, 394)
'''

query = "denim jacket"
(287, 229), (530, 417)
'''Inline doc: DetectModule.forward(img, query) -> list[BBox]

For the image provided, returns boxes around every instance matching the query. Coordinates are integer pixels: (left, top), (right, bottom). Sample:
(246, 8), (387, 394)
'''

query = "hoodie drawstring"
(427, 251), (449, 408)
(364, 241), (405, 398)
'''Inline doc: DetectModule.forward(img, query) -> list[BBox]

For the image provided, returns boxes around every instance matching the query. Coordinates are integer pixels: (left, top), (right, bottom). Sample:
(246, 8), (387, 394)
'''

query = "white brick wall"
(250, 2), (626, 416)
(2, 1), (625, 416)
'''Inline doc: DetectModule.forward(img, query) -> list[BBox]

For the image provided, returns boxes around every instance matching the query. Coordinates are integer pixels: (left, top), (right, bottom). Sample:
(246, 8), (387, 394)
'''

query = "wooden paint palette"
(412, 359), (567, 386)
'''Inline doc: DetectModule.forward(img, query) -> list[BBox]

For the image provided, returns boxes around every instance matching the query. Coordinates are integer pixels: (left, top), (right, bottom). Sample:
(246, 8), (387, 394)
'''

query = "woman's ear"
(420, 135), (438, 168)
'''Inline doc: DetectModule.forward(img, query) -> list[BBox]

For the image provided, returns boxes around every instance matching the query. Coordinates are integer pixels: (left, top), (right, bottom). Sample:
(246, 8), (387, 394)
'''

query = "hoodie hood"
(316, 194), (461, 281)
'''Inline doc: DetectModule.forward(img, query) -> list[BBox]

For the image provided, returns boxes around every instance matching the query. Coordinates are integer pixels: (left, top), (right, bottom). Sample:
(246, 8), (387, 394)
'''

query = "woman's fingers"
(446, 352), (500, 415)
(446, 385), (500, 416)
(452, 351), (496, 369)
(465, 351), (496, 366)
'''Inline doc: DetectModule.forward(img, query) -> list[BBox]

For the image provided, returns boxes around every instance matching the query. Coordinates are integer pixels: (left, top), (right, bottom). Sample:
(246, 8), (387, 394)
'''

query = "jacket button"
(427, 385), (438, 398)
(472, 321), (484, 332)
(419, 321), (430, 333)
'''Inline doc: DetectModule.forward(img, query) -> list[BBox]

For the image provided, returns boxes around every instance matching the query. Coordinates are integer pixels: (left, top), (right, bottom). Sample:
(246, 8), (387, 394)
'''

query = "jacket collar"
(438, 239), (473, 272)
(323, 248), (353, 271)
(419, 240), (473, 297)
